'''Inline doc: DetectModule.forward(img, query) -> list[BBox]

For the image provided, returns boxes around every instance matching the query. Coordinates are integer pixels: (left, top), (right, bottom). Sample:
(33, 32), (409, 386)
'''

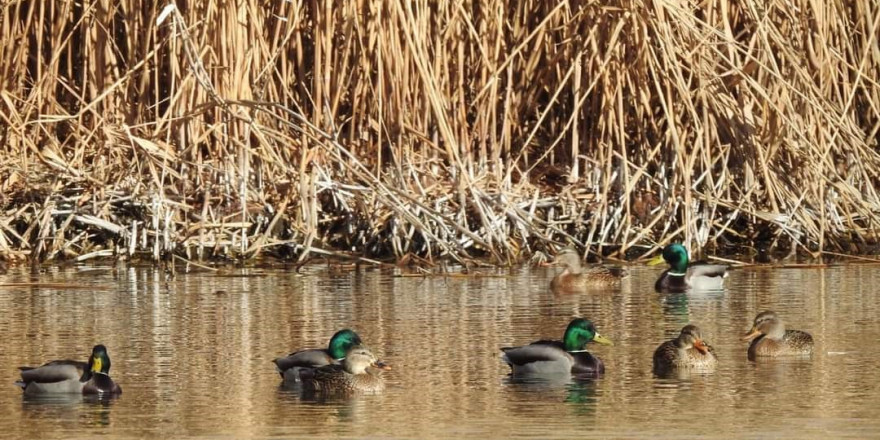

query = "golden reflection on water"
(0, 263), (879, 438)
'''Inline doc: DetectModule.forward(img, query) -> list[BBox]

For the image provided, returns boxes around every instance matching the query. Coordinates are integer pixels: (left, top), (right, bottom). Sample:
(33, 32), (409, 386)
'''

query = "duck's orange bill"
(742, 328), (762, 342)
(693, 340), (709, 354)
(373, 361), (392, 371)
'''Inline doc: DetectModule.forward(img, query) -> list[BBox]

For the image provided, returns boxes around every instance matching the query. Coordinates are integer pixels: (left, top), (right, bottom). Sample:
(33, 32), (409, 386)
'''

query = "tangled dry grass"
(0, 1), (878, 266)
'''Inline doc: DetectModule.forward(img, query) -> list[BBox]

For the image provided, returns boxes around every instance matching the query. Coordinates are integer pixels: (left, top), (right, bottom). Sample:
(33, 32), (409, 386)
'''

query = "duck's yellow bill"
(742, 328), (762, 341)
(593, 334), (613, 346)
(91, 356), (103, 373)
(647, 255), (665, 266)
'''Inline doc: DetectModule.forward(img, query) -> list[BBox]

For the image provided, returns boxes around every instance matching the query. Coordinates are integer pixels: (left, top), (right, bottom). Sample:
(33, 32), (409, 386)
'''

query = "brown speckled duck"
(653, 325), (717, 372)
(743, 311), (813, 360)
(300, 346), (390, 394)
(550, 249), (629, 291)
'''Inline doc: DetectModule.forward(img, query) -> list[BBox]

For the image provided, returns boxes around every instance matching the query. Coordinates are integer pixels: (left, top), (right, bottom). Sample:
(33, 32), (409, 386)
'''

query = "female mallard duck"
(15, 345), (121, 395)
(647, 243), (729, 292)
(653, 324), (717, 372)
(743, 311), (813, 360)
(550, 249), (629, 291)
(273, 329), (362, 383)
(300, 346), (390, 394)
(501, 318), (613, 377)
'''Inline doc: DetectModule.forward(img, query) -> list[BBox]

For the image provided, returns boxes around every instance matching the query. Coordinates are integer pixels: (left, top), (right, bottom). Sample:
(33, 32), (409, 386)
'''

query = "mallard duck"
(653, 324), (717, 372)
(647, 243), (729, 292)
(300, 346), (390, 394)
(15, 345), (121, 395)
(743, 311), (813, 360)
(500, 318), (613, 377)
(273, 329), (362, 383)
(550, 249), (629, 291)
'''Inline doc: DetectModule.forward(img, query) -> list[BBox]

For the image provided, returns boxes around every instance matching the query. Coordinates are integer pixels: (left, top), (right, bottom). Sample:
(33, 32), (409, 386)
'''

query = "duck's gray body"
(16, 359), (121, 395)
(501, 341), (604, 377)
(273, 349), (337, 383)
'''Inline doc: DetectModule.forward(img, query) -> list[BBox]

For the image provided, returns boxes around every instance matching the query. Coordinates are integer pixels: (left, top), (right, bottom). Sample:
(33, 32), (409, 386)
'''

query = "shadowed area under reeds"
(0, 1), (878, 265)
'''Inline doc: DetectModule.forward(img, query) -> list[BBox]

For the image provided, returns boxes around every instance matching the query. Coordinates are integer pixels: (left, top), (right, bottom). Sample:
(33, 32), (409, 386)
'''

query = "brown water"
(0, 262), (878, 439)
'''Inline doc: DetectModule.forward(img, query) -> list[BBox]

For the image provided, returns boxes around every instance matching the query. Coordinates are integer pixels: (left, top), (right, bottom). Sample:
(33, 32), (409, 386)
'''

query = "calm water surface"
(0, 262), (879, 439)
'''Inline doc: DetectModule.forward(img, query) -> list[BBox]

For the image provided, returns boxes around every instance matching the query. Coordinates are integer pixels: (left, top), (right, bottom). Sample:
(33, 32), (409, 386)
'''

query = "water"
(0, 262), (879, 439)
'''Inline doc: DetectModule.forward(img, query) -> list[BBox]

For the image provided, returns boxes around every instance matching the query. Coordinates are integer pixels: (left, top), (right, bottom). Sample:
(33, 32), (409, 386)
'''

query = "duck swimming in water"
(501, 318), (613, 378)
(15, 345), (122, 395)
(653, 324), (717, 372)
(743, 311), (813, 360)
(273, 329), (362, 383)
(549, 249), (629, 291)
(647, 244), (729, 292)
(300, 345), (390, 394)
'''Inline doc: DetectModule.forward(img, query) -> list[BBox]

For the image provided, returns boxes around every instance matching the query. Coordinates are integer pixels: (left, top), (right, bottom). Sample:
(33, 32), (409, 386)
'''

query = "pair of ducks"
(272, 329), (390, 394)
(655, 310), (813, 370)
(550, 244), (729, 292)
(503, 312), (813, 377)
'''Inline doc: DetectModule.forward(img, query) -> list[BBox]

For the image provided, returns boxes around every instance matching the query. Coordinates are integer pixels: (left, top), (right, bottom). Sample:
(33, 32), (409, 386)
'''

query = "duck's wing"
(299, 363), (345, 386)
(686, 263), (729, 290)
(18, 360), (86, 385)
(273, 348), (335, 374)
(783, 330), (814, 352)
(687, 263), (729, 279)
(590, 266), (629, 278)
(652, 340), (678, 367)
(500, 341), (568, 366)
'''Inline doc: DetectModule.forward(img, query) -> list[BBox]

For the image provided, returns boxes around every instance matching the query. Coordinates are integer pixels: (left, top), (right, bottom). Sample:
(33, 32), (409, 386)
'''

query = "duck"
(300, 345), (390, 394)
(500, 318), (613, 377)
(550, 249), (629, 291)
(743, 311), (813, 360)
(15, 344), (122, 395)
(647, 243), (729, 292)
(653, 324), (717, 372)
(273, 329), (362, 383)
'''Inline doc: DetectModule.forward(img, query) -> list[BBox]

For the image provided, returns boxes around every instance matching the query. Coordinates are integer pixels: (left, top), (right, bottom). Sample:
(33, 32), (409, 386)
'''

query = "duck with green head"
(300, 345), (390, 395)
(15, 344), (122, 395)
(550, 249), (629, 291)
(653, 324), (717, 373)
(743, 311), (813, 360)
(273, 329), (362, 383)
(501, 318), (613, 377)
(647, 244), (728, 292)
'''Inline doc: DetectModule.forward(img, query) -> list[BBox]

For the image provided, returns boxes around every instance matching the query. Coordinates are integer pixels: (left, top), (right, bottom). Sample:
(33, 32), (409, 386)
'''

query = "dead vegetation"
(0, 1), (878, 266)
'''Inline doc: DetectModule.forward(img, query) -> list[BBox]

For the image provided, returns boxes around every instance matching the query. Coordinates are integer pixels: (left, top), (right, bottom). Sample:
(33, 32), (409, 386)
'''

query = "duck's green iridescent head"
(648, 244), (689, 273)
(562, 318), (613, 351)
(328, 329), (363, 360)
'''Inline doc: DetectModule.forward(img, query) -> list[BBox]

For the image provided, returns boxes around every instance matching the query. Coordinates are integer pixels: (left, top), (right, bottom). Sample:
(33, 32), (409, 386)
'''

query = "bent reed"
(0, 1), (878, 266)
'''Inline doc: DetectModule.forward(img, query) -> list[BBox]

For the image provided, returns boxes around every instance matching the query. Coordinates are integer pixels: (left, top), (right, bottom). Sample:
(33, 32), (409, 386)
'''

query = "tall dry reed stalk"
(0, 0), (878, 265)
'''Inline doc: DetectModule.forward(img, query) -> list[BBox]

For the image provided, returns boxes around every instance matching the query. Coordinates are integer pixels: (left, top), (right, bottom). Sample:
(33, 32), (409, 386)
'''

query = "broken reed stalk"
(0, 0), (879, 266)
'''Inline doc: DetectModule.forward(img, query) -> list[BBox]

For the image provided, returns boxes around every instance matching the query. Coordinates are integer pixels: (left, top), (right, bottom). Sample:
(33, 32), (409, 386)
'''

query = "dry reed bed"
(0, 1), (878, 266)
